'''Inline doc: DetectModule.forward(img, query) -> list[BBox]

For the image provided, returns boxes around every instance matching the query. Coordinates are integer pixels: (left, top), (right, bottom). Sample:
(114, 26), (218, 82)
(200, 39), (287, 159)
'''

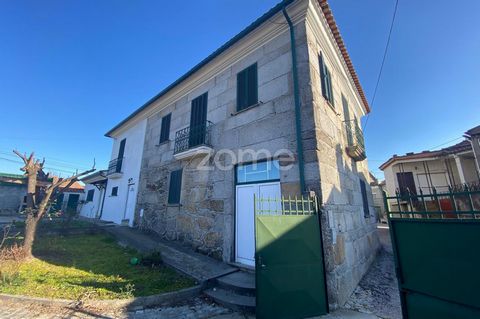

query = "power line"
(0, 150), (92, 170)
(0, 157), (77, 175)
(428, 136), (464, 151)
(363, 0), (399, 132)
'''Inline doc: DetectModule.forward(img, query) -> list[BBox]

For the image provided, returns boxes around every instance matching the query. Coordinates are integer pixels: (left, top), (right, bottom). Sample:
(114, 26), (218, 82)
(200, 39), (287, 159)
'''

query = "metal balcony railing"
(345, 121), (366, 161)
(174, 121), (213, 155)
(107, 157), (123, 175)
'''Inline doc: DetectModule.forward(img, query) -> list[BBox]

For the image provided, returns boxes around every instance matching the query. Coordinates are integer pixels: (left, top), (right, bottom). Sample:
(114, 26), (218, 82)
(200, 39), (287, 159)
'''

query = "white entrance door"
(123, 183), (136, 226)
(235, 181), (281, 266)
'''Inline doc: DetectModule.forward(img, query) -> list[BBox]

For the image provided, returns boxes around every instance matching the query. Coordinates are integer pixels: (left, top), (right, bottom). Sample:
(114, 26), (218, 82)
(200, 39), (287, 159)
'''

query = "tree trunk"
(23, 214), (39, 258)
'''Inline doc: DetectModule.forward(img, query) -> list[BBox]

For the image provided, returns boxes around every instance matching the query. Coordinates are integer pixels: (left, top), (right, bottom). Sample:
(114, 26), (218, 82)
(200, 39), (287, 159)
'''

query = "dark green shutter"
(190, 93), (208, 147)
(319, 53), (334, 106)
(319, 54), (328, 99)
(237, 63), (258, 111)
(360, 179), (369, 217)
(159, 113), (171, 143)
(326, 68), (334, 106)
(168, 169), (182, 204)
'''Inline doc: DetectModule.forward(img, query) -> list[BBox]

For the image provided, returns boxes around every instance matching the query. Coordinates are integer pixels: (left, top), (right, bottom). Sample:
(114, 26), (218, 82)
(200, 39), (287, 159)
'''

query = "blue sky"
(0, 1), (479, 179)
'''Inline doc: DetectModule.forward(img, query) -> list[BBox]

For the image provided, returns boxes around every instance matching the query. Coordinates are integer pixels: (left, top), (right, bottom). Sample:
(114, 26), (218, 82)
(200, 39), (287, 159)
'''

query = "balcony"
(345, 121), (366, 161)
(174, 121), (213, 160)
(107, 157), (123, 179)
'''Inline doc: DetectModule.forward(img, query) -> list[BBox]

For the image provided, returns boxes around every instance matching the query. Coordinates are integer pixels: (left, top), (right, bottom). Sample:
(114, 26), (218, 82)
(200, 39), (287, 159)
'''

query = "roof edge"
(105, 0), (295, 137)
(317, 0), (370, 113)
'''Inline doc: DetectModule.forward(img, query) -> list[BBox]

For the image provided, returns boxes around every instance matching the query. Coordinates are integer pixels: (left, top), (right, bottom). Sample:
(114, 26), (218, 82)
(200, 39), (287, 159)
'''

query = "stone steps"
(205, 270), (256, 313)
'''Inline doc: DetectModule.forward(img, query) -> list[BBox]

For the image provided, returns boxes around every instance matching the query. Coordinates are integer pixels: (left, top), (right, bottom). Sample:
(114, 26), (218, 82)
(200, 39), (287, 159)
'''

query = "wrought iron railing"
(384, 184), (480, 219)
(254, 194), (319, 215)
(174, 121), (213, 154)
(345, 121), (366, 160)
(107, 157), (123, 175)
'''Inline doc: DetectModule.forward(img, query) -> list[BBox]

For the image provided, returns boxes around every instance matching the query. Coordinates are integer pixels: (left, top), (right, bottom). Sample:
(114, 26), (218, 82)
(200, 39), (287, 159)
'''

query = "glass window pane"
(236, 160), (280, 184)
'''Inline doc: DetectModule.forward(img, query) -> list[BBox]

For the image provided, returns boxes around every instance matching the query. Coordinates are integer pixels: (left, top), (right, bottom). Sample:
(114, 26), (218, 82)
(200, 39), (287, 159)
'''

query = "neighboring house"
(101, 0), (379, 306)
(55, 180), (85, 213)
(380, 138), (480, 197)
(369, 173), (386, 222)
(0, 172), (85, 215)
(0, 173), (27, 215)
(79, 170), (108, 219)
(465, 125), (480, 175)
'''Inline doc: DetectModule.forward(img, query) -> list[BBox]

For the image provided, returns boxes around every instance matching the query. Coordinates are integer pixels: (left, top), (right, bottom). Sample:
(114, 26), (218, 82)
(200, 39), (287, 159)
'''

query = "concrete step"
(204, 287), (255, 313)
(216, 271), (255, 295)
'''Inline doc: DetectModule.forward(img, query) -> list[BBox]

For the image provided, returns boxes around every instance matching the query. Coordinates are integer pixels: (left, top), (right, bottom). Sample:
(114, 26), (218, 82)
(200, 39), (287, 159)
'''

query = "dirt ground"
(344, 225), (402, 319)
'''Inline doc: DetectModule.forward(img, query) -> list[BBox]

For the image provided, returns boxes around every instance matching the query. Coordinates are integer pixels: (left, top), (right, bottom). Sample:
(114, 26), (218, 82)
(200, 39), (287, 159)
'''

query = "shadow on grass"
(1, 233), (195, 300)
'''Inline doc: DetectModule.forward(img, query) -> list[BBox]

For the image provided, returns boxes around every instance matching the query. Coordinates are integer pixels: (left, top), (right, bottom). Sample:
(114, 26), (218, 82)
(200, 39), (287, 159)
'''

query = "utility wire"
(0, 157), (76, 175)
(427, 136), (464, 151)
(363, 0), (399, 132)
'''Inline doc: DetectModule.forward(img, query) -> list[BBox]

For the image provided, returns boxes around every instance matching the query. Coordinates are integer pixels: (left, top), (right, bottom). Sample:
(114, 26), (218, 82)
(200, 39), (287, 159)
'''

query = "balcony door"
(189, 92), (208, 148)
(116, 138), (126, 173)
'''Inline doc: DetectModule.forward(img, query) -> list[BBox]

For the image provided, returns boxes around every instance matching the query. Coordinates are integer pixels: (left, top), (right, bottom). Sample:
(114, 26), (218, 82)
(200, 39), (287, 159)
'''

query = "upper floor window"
(319, 53), (334, 106)
(237, 63), (258, 111)
(111, 186), (118, 197)
(86, 189), (94, 202)
(159, 113), (171, 143)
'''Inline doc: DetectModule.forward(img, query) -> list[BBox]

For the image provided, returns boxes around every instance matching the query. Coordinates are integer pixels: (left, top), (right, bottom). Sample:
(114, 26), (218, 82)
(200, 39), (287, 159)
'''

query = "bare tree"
(13, 150), (95, 258)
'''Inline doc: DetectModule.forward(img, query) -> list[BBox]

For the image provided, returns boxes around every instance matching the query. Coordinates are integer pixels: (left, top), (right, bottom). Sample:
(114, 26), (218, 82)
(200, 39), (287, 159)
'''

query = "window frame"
(111, 186), (118, 197)
(159, 113), (172, 144)
(236, 63), (258, 112)
(168, 169), (183, 205)
(86, 189), (95, 202)
(319, 53), (334, 107)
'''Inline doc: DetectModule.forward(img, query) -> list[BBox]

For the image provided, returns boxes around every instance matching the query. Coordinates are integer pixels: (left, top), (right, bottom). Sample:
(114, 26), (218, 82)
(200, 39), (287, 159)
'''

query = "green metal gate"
(255, 194), (328, 319)
(384, 186), (480, 319)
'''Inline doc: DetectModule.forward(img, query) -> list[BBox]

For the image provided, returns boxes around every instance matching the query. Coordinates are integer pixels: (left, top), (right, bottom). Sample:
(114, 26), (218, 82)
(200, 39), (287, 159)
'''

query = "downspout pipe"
(282, 4), (306, 194)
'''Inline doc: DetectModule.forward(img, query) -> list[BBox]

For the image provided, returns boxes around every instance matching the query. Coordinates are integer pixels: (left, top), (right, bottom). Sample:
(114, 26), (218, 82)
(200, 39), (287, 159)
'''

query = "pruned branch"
(13, 150), (28, 165)
(49, 167), (95, 190)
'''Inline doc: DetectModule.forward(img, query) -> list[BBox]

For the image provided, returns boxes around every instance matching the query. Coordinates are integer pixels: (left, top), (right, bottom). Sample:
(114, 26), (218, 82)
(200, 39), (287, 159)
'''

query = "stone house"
(103, 0), (379, 307)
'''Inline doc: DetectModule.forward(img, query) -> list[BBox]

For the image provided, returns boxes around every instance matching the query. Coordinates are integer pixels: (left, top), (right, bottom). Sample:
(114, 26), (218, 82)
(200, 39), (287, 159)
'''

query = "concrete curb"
(0, 285), (203, 311)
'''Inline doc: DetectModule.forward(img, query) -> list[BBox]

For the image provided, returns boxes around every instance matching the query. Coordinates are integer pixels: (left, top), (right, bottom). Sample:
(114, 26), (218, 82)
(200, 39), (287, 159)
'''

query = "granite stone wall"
(135, 23), (305, 262)
(134, 3), (379, 309)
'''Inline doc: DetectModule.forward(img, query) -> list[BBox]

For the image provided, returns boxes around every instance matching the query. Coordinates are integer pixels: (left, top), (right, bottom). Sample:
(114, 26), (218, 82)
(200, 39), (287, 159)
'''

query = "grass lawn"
(0, 234), (194, 300)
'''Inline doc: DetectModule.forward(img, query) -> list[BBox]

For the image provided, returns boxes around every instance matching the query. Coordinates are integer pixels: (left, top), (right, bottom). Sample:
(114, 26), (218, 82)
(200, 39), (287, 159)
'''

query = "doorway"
(235, 160), (281, 266)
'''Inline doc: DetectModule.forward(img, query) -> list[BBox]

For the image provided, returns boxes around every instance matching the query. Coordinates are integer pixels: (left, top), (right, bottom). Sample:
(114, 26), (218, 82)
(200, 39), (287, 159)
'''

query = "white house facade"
(79, 170), (107, 220)
(100, 119), (147, 226)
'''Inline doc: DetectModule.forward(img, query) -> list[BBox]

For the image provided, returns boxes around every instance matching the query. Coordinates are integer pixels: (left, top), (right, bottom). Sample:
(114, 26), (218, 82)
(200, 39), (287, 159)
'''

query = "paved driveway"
(344, 225), (401, 319)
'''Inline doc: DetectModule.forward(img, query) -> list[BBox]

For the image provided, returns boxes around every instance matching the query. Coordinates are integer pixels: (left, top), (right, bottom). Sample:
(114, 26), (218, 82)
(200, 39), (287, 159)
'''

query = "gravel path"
(344, 226), (402, 319)
(0, 297), (250, 319)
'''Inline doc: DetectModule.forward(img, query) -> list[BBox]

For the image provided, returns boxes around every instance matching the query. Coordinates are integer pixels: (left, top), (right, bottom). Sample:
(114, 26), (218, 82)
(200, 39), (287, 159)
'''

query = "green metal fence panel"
(255, 195), (328, 319)
(385, 187), (480, 318)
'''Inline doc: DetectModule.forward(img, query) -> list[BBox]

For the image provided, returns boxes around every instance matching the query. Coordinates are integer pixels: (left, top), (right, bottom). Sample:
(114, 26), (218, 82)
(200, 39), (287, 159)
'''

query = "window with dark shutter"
(319, 53), (334, 106)
(86, 189), (94, 202)
(237, 63), (258, 111)
(360, 179), (370, 218)
(159, 113), (171, 143)
(111, 186), (118, 197)
(168, 169), (182, 204)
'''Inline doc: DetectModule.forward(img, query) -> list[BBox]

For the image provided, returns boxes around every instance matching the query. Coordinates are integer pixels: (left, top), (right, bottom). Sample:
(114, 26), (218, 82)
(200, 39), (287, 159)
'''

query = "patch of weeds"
(141, 251), (163, 267)
(119, 283), (136, 299)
